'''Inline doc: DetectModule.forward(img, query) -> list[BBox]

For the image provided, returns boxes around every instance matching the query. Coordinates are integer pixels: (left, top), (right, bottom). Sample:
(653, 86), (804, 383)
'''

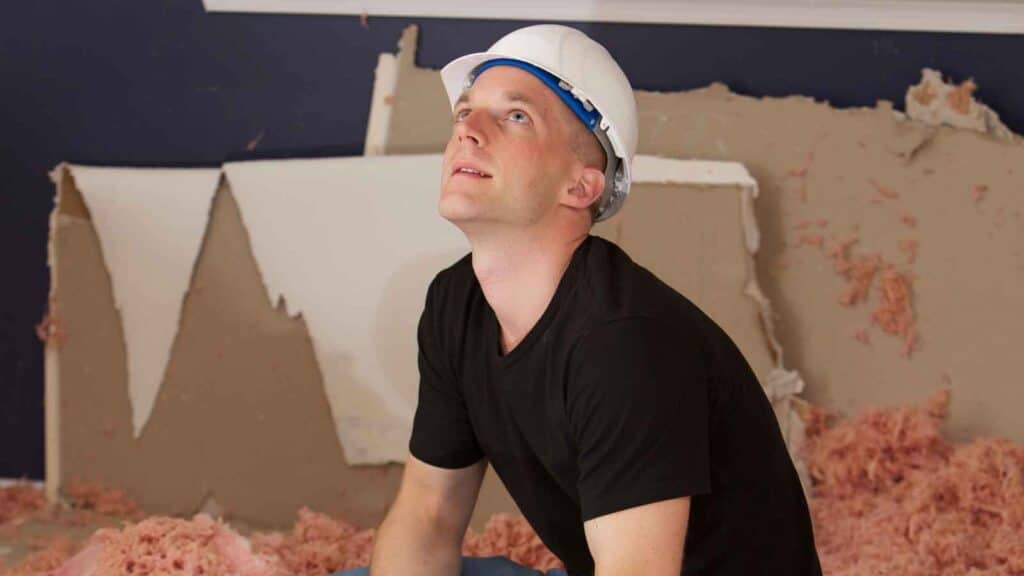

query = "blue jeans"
(333, 556), (568, 575)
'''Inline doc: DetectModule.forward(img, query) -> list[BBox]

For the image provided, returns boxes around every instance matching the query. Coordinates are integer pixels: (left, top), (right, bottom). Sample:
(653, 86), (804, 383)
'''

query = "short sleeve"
(408, 277), (484, 469)
(569, 317), (711, 521)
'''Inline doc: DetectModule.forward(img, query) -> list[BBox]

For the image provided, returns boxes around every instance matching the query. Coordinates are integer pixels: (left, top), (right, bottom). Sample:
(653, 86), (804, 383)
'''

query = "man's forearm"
(369, 503), (464, 576)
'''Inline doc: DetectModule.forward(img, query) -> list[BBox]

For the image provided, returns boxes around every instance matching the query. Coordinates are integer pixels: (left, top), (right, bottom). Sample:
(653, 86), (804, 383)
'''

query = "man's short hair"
(561, 107), (608, 222)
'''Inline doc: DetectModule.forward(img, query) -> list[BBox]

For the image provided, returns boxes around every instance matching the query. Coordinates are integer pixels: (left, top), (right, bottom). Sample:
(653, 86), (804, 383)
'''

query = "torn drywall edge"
(66, 165), (221, 439)
(630, 157), (787, 368)
(395, 25), (418, 70)
(631, 155), (761, 253)
(222, 154), (468, 464)
(44, 163), (70, 504)
(363, 52), (398, 156)
(906, 68), (1016, 143)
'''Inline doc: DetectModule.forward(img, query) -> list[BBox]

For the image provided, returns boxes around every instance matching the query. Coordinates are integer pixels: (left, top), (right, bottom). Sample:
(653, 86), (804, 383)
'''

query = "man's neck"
(466, 226), (587, 355)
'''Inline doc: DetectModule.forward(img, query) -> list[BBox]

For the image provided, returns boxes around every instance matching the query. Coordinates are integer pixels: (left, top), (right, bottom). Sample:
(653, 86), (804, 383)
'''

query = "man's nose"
(455, 110), (488, 147)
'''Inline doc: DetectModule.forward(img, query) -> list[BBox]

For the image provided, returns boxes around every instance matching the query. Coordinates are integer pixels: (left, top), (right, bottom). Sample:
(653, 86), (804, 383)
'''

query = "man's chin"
(439, 203), (480, 225)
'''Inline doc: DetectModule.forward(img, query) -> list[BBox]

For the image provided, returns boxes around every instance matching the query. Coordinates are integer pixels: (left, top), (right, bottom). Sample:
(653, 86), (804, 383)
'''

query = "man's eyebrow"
(454, 90), (538, 108)
(503, 91), (535, 106)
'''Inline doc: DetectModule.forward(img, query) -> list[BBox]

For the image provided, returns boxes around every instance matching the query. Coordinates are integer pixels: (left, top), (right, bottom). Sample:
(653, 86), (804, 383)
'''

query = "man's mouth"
(452, 165), (492, 178)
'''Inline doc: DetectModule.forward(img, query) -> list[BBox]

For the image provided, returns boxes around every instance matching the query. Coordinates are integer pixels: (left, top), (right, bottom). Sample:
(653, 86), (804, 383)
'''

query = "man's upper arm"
(409, 274), (484, 468)
(584, 496), (690, 576)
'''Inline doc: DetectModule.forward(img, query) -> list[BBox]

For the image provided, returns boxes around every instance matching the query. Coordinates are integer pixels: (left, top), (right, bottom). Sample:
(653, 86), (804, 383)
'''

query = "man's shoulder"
(427, 252), (476, 301)
(581, 236), (705, 328)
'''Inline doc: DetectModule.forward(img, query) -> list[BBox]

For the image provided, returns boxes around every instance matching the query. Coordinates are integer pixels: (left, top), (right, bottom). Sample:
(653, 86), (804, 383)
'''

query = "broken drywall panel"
(223, 154), (469, 465)
(66, 165), (220, 438)
(906, 68), (1016, 143)
(370, 27), (1024, 444)
(363, 50), (398, 156)
(636, 83), (1024, 444)
(53, 175), (412, 530)
(382, 26), (454, 156)
(632, 155), (762, 253)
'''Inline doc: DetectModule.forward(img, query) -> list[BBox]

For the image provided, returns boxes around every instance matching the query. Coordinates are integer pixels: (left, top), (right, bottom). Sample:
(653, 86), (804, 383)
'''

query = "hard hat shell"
(440, 24), (639, 221)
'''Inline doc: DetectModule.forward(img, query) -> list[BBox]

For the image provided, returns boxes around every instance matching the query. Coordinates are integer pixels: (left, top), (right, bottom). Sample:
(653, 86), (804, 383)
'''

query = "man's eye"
(454, 109), (470, 122)
(507, 110), (530, 124)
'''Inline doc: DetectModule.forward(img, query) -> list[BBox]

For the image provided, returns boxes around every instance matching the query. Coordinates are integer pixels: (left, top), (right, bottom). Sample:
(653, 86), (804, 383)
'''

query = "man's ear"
(563, 166), (605, 213)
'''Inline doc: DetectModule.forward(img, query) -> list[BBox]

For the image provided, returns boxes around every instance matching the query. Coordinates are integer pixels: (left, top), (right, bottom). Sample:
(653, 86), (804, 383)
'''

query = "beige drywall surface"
(374, 25), (1024, 444)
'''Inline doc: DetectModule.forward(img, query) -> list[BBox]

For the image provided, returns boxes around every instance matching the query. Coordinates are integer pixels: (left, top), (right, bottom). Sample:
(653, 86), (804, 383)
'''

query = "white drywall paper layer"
(223, 154), (468, 464)
(68, 165), (221, 438)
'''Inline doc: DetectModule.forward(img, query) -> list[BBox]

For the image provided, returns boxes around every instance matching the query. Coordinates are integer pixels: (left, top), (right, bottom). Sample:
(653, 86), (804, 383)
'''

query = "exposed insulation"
(462, 514), (562, 571)
(2, 509), (560, 576)
(62, 481), (141, 519)
(0, 485), (46, 527)
(807, 392), (1024, 575)
(5, 412), (1023, 576)
(798, 235), (921, 357)
(250, 508), (375, 575)
(0, 537), (76, 576)
(905, 68), (1016, 142)
(53, 515), (284, 576)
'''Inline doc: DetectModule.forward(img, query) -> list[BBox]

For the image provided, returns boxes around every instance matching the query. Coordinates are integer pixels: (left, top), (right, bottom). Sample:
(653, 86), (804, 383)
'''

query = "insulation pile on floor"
(0, 499), (556, 575)
(5, 393), (1023, 575)
(0, 485), (46, 527)
(53, 515), (284, 576)
(805, 391), (1024, 575)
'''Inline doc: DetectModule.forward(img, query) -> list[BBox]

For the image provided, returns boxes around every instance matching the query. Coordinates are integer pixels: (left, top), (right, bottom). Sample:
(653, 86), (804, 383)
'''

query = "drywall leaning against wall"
(43, 154), (775, 529)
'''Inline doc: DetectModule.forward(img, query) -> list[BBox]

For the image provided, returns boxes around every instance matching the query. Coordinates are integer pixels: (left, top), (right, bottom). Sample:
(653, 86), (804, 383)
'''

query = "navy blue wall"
(3, 0), (1022, 478)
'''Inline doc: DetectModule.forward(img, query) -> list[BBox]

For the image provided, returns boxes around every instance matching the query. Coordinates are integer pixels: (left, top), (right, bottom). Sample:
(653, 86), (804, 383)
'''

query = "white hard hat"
(440, 24), (639, 222)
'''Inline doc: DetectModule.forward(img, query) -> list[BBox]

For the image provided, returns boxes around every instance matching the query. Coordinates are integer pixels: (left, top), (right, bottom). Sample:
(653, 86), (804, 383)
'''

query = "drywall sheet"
(370, 25), (1024, 443)
(67, 166), (220, 438)
(223, 155), (468, 465)
(49, 168), (408, 530)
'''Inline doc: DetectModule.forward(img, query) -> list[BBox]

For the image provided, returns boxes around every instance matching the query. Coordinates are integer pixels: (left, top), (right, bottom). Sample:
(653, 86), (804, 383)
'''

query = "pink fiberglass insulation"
(0, 537), (76, 576)
(62, 481), (141, 519)
(462, 514), (563, 571)
(52, 514), (285, 576)
(0, 484), (47, 526)
(806, 391), (1024, 575)
(250, 507), (375, 576)
(249, 508), (561, 575)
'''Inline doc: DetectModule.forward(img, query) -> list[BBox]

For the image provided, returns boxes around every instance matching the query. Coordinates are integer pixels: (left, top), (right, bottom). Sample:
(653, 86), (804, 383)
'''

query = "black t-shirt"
(410, 235), (821, 576)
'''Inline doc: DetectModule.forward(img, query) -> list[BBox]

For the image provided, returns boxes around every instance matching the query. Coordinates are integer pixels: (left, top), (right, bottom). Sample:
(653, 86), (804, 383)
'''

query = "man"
(353, 24), (821, 576)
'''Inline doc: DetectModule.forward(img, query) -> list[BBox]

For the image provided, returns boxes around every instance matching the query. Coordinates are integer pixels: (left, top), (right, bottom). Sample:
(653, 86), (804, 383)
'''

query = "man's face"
(440, 66), (580, 229)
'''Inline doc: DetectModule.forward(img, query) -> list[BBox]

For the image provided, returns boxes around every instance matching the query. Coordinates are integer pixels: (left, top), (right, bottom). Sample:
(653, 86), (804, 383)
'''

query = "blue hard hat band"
(470, 58), (601, 131)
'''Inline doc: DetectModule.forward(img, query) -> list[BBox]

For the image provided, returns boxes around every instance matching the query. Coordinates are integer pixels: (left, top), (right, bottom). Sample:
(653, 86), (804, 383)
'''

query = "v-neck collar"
(485, 236), (591, 369)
